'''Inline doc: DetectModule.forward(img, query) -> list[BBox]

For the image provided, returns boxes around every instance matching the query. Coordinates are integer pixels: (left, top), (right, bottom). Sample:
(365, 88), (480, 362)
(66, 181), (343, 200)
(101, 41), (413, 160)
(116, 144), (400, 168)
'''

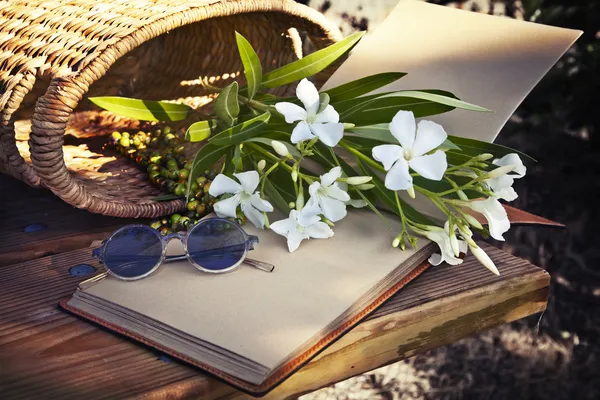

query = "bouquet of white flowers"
(91, 32), (531, 275)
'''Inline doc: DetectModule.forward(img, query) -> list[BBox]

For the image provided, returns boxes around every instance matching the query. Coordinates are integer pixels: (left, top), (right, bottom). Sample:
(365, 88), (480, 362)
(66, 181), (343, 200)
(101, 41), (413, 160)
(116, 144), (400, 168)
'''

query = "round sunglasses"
(92, 218), (274, 280)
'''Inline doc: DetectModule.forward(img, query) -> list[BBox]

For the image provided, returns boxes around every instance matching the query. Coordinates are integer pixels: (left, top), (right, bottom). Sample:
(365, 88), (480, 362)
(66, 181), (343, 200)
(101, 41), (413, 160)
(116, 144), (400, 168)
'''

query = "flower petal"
(372, 144), (403, 171)
(314, 105), (339, 124)
(274, 102), (307, 123)
(320, 166), (342, 187)
(488, 175), (518, 201)
(233, 170), (260, 193)
(209, 174), (242, 196)
(319, 196), (347, 222)
(310, 122), (344, 147)
(384, 157), (413, 191)
(493, 153), (526, 178)
(412, 120), (447, 156)
(308, 182), (321, 199)
(241, 202), (265, 229)
(469, 197), (510, 241)
(270, 216), (295, 236)
(326, 184), (351, 202)
(409, 150), (447, 180)
(248, 193), (274, 212)
(494, 186), (518, 202)
(428, 253), (444, 266)
(291, 121), (315, 143)
(304, 221), (334, 239)
(213, 195), (240, 219)
(296, 78), (320, 118)
(286, 230), (307, 252)
(298, 202), (322, 227)
(389, 110), (416, 149)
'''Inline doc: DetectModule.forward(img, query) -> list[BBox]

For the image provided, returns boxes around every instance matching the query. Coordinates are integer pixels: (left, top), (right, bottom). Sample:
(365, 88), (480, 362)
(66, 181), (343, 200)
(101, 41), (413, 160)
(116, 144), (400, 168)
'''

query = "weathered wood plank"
(0, 243), (548, 399)
(0, 175), (133, 267)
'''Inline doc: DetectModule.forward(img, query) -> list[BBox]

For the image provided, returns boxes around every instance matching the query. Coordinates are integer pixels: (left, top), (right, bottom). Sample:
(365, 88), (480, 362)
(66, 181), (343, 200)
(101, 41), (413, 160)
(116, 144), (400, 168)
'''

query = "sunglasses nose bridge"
(163, 233), (185, 243)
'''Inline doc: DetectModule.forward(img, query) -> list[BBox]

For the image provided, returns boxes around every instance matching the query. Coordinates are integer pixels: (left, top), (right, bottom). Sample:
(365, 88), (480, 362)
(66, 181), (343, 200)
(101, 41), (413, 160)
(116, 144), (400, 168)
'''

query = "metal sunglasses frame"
(92, 218), (274, 281)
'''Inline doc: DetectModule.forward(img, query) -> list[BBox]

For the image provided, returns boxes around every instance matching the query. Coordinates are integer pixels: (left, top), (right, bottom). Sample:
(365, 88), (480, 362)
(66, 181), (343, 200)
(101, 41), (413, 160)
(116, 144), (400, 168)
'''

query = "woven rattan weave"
(0, 0), (342, 217)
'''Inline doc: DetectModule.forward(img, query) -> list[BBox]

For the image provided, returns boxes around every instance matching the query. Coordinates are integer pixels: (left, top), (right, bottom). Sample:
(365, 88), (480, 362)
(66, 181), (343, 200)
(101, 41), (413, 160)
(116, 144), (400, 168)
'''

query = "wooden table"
(0, 174), (549, 399)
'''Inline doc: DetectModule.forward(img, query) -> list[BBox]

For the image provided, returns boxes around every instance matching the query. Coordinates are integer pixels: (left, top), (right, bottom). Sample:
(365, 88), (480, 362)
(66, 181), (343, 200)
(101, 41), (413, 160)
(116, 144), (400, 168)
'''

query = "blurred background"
(295, 1), (600, 399)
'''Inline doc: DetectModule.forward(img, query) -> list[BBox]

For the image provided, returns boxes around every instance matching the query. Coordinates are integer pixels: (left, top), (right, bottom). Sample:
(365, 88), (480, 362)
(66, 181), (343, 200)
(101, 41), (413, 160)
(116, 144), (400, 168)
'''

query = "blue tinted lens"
(187, 219), (246, 271)
(104, 226), (163, 278)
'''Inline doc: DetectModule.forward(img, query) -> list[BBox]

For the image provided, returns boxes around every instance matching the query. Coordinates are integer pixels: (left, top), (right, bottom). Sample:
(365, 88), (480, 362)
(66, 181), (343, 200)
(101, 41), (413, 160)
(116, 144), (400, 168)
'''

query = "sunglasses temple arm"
(244, 258), (275, 273)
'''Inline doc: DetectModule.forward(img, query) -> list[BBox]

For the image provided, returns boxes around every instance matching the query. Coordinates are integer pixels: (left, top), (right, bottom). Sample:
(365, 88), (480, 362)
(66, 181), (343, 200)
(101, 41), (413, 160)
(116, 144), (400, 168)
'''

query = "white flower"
(372, 111), (448, 191)
(485, 153), (527, 201)
(420, 222), (468, 266)
(306, 166), (350, 222)
(208, 171), (273, 229)
(274, 79), (344, 147)
(270, 204), (334, 252)
(466, 197), (510, 241)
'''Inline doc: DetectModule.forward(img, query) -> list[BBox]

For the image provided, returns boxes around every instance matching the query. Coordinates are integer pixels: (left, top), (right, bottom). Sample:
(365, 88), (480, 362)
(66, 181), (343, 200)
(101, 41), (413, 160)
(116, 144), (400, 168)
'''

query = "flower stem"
(339, 141), (385, 173)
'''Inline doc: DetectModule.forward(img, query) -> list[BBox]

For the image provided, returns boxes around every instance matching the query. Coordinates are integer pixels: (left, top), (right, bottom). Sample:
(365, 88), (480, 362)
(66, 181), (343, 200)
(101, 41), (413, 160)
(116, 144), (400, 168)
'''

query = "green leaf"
(261, 31), (365, 88)
(89, 97), (193, 122)
(235, 32), (262, 100)
(214, 82), (240, 127)
(187, 144), (231, 200)
(325, 72), (407, 103)
(263, 178), (291, 214)
(439, 139), (461, 151)
(337, 91), (454, 124)
(185, 120), (212, 142)
(209, 111), (270, 146)
(339, 89), (489, 125)
(243, 136), (301, 158)
(447, 135), (536, 162)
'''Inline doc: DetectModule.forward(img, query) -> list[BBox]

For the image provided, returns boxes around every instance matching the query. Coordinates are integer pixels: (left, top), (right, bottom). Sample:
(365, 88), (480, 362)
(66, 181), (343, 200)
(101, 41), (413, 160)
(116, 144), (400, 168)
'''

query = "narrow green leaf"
(325, 72), (407, 103)
(209, 111), (270, 146)
(263, 178), (291, 214)
(261, 31), (365, 88)
(187, 144), (231, 200)
(89, 97), (193, 122)
(380, 91), (491, 112)
(448, 135), (535, 162)
(185, 120), (212, 142)
(243, 136), (301, 158)
(215, 82), (240, 127)
(439, 139), (461, 151)
(235, 32), (262, 100)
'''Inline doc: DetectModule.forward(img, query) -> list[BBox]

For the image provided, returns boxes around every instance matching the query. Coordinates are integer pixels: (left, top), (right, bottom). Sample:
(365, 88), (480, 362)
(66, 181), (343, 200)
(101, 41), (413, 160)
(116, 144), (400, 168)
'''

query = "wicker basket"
(0, 0), (342, 217)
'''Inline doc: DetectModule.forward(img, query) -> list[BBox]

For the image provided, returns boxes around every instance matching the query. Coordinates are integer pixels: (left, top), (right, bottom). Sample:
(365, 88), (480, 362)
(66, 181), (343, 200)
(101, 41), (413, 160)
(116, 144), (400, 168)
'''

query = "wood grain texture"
(0, 242), (549, 399)
(0, 175), (134, 267)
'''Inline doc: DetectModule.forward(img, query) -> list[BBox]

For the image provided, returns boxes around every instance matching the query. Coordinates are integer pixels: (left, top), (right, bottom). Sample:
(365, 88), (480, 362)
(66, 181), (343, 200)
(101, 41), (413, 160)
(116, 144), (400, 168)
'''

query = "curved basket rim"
(29, 0), (342, 218)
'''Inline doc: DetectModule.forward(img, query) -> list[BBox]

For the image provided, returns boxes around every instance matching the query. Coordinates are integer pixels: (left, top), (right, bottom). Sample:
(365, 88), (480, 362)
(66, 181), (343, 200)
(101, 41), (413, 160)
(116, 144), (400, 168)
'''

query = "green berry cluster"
(105, 126), (218, 235)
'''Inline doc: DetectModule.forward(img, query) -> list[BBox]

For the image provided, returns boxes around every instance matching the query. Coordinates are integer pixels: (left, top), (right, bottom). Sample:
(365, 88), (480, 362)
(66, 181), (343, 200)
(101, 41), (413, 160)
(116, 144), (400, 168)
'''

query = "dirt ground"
(301, 1), (600, 399)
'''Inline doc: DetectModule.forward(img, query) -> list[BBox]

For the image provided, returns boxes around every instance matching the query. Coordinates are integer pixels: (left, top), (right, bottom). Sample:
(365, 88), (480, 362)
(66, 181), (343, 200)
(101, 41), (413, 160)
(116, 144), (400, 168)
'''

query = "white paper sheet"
(322, 0), (581, 142)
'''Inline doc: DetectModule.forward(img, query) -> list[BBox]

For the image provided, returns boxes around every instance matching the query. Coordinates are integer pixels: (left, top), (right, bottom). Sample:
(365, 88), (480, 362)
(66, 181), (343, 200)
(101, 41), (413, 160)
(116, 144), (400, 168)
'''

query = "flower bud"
(392, 237), (400, 248)
(463, 213), (483, 230)
(291, 166), (298, 182)
(469, 244), (499, 275)
(476, 153), (493, 161)
(457, 190), (469, 201)
(257, 159), (266, 172)
(407, 186), (416, 199)
(288, 202), (296, 209)
(356, 183), (375, 190)
(343, 123), (355, 130)
(271, 140), (289, 157)
(485, 164), (516, 180)
(296, 193), (304, 209)
(345, 176), (372, 185)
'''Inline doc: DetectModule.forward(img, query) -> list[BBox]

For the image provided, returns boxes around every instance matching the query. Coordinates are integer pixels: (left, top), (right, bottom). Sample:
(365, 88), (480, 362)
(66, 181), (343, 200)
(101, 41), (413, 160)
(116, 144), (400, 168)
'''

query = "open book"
(63, 0), (580, 396)
(63, 211), (435, 394)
